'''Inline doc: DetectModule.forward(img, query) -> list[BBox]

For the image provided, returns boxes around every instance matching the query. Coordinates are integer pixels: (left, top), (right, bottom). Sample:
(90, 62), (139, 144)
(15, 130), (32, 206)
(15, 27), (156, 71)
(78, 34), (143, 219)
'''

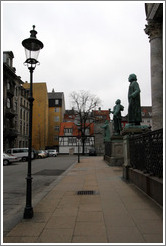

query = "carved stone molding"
(144, 21), (162, 40)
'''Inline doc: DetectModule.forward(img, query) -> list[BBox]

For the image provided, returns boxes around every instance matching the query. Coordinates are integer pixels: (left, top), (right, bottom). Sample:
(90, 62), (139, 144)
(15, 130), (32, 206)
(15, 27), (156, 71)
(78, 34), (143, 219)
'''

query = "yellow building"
(23, 82), (48, 150)
(48, 90), (65, 150)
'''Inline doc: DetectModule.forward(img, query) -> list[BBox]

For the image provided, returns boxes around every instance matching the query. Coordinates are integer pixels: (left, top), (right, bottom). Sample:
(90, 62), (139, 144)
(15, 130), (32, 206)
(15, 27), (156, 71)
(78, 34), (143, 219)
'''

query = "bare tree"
(70, 90), (101, 155)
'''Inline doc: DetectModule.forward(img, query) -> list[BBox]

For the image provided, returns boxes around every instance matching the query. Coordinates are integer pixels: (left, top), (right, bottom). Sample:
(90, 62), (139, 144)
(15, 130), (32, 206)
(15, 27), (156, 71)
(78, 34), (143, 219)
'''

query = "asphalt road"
(3, 155), (78, 235)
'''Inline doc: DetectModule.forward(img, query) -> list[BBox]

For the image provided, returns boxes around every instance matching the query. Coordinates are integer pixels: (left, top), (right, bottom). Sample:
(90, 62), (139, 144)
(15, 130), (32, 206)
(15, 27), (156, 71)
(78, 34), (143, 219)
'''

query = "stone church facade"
(144, 3), (163, 131)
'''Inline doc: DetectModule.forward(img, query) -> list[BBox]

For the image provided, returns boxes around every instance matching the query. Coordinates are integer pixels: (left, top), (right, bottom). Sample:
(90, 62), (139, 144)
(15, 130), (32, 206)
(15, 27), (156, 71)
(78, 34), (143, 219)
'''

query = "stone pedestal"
(104, 136), (124, 166)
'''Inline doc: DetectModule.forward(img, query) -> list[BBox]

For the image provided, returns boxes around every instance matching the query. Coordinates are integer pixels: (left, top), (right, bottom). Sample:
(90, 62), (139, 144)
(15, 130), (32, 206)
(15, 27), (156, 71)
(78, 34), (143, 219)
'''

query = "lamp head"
(22, 25), (44, 65)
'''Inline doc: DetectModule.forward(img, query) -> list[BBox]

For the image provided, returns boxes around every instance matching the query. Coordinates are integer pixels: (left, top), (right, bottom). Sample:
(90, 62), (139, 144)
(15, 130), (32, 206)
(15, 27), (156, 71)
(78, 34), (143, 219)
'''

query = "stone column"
(145, 21), (163, 130)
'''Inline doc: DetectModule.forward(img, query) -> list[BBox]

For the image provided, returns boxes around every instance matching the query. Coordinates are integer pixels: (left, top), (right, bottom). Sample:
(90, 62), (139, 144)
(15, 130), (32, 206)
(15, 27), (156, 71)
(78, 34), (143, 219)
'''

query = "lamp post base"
(23, 207), (33, 219)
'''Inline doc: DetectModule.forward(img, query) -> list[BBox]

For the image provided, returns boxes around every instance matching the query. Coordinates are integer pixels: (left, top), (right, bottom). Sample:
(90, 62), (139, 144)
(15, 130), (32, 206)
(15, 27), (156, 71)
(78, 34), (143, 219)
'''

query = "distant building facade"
(59, 122), (95, 154)
(3, 51), (29, 151)
(123, 106), (152, 129)
(47, 90), (65, 150)
(141, 106), (152, 127)
(92, 108), (110, 155)
(64, 109), (76, 122)
(23, 82), (48, 150)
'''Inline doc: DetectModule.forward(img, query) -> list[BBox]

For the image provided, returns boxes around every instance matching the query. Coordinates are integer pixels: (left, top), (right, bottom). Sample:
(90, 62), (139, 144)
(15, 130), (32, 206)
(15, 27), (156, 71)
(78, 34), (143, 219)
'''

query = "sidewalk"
(3, 157), (163, 244)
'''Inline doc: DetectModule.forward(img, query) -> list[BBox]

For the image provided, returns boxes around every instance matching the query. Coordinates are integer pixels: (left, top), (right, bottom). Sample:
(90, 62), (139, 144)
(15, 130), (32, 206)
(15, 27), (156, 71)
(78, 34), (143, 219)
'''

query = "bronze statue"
(101, 120), (111, 142)
(128, 74), (142, 125)
(110, 99), (124, 135)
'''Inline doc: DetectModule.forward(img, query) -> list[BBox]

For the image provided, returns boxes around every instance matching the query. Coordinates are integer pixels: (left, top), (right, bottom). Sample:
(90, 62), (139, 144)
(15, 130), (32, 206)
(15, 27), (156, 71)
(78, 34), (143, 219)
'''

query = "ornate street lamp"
(22, 25), (43, 219)
(76, 123), (81, 163)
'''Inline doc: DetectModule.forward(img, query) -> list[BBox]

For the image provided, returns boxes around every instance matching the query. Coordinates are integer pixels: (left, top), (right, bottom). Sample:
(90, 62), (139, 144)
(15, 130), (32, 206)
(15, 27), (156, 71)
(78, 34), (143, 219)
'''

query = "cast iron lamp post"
(76, 123), (81, 163)
(22, 25), (43, 219)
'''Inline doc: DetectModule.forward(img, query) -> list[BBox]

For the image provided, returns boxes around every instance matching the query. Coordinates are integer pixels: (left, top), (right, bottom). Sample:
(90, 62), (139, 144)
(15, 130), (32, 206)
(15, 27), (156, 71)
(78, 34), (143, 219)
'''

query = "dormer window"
(64, 128), (73, 136)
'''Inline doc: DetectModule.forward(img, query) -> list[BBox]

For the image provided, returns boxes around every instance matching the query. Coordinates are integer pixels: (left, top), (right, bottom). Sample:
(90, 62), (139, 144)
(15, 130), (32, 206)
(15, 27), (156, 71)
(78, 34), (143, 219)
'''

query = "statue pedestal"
(104, 136), (124, 166)
(122, 124), (150, 136)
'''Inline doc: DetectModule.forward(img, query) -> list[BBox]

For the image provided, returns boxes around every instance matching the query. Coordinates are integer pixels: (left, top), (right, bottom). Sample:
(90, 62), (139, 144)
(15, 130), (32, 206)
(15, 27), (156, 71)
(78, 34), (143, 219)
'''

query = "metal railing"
(129, 128), (163, 178)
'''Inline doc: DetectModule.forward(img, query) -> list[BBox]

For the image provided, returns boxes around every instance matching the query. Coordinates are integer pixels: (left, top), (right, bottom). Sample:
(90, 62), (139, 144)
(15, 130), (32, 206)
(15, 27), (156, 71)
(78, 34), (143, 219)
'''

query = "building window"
(64, 128), (73, 134)
(54, 126), (60, 131)
(14, 102), (17, 111)
(85, 128), (90, 135)
(7, 82), (10, 90)
(86, 138), (90, 143)
(64, 128), (73, 136)
(23, 110), (25, 120)
(68, 137), (73, 144)
(54, 136), (59, 141)
(7, 98), (11, 108)
(26, 124), (28, 135)
(20, 109), (22, 119)
(73, 138), (77, 144)
(68, 137), (77, 145)
(26, 112), (29, 122)
(54, 116), (60, 122)
(55, 107), (59, 112)
(20, 121), (22, 134)
(55, 99), (59, 105)
(23, 123), (25, 135)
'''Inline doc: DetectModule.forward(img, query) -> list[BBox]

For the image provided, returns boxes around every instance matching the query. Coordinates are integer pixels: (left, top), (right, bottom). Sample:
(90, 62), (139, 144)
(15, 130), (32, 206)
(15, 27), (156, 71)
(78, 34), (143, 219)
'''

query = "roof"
(3, 51), (14, 58)
(141, 106), (152, 118)
(93, 109), (110, 121)
(59, 122), (78, 136)
(123, 106), (152, 121)
(59, 122), (94, 136)
(48, 92), (64, 99)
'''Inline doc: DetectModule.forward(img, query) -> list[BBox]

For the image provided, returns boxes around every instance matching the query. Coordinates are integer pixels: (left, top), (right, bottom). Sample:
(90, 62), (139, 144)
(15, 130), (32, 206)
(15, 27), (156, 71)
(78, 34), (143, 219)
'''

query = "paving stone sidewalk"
(3, 157), (163, 244)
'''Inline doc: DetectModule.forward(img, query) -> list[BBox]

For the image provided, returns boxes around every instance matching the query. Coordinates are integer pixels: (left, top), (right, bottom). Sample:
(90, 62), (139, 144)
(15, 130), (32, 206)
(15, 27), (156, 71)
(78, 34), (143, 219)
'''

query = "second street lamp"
(76, 123), (81, 163)
(22, 25), (44, 219)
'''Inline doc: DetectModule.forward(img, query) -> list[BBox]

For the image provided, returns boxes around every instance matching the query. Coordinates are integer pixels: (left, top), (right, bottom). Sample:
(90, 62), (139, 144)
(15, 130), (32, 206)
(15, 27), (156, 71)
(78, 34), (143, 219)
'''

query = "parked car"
(47, 149), (58, 157)
(3, 153), (21, 165)
(37, 150), (47, 158)
(6, 148), (35, 162)
(44, 150), (49, 157)
(89, 148), (97, 156)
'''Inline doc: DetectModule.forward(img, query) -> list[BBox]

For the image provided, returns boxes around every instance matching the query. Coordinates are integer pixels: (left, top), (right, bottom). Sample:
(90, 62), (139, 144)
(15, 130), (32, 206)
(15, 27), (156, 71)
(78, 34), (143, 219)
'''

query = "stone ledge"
(104, 155), (124, 166)
(127, 167), (163, 206)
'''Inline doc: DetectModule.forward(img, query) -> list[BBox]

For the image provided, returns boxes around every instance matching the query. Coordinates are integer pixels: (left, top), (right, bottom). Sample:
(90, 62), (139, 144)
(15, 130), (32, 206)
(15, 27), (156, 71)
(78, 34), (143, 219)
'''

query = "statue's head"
(128, 74), (137, 82)
(116, 99), (121, 104)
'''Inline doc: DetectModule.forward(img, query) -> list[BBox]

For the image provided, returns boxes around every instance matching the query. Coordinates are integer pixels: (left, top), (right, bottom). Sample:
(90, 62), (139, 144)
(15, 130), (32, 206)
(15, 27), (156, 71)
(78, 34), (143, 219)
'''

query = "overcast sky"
(2, 1), (151, 116)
